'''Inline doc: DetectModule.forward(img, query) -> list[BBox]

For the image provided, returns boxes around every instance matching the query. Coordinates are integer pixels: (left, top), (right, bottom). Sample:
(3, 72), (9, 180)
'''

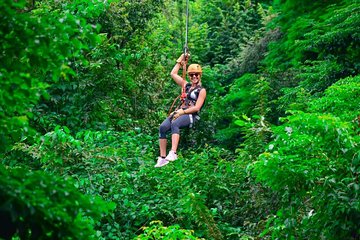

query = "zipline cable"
(184, 0), (189, 55)
(169, 0), (190, 116)
(181, 0), (189, 89)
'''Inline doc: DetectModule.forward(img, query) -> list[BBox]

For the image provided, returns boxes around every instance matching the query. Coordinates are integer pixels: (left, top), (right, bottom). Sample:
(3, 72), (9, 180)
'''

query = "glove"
(176, 54), (184, 63)
(172, 109), (186, 121)
(176, 53), (190, 65)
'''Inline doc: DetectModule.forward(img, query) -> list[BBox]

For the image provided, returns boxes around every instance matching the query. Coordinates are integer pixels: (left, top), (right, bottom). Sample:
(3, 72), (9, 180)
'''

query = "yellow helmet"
(187, 64), (202, 74)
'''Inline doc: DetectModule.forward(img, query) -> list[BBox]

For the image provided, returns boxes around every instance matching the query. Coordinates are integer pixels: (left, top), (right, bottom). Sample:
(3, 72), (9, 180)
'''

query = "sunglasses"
(188, 73), (200, 77)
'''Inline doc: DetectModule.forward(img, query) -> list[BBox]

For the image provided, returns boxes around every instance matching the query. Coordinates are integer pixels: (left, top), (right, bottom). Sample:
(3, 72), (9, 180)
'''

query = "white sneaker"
(154, 157), (169, 168)
(166, 150), (178, 161)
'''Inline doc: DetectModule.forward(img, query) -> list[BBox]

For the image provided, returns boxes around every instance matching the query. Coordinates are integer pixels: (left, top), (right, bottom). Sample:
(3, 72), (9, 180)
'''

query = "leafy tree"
(0, 165), (115, 239)
(192, 0), (270, 67)
(252, 75), (360, 239)
(0, 0), (104, 152)
(264, 0), (360, 116)
(1, 2), (116, 239)
(30, 0), (166, 134)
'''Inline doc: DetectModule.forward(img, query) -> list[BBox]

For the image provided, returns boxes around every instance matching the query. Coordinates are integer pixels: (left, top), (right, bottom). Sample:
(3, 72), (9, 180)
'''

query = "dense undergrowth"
(1, 0), (359, 239)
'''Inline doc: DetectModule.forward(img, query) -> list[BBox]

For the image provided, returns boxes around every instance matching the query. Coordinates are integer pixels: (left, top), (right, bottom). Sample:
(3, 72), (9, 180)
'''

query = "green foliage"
(207, 2), (280, 145)
(225, 2), (279, 78)
(226, 74), (259, 115)
(192, 0), (268, 66)
(14, 125), (83, 168)
(134, 220), (202, 240)
(0, 0), (102, 151)
(264, 0), (359, 112)
(254, 112), (355, 190)
(234, 114), (272, 159)
(31, 0), (166, 134)
(291, 2), (360, 93)
(12, 127), (154, 238)
(2, 0), (360, 239)
(12, 127), (276, 239)
(252, 108), (359, 238)
(256, 0), (360, 122)
(309, 75), (360, 122)
(182, 193), (224, 240)
(13, 126), (153, 172)
(263, 6), (318, 70)
(227, 27), (281, 77)
(214, 74), (273, 148)
(0, 165), (115, 239)
(244, 2), (360, 238)
(295, 2), (360, 64)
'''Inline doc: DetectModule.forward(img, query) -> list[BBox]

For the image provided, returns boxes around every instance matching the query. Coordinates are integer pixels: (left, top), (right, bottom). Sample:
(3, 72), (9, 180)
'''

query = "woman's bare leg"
(160, 139), (167, 157)
(171, 133), (180, 152)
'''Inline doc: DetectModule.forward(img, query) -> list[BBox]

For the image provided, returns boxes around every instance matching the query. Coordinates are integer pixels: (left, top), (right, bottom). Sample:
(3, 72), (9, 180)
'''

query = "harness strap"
(168, 95), (181, 116)
(189, 114), (193, 128)
(180, 57), (188, 104)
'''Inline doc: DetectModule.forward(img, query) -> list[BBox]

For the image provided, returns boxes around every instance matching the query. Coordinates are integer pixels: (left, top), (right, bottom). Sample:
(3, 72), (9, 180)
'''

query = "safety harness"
(183, 83), (203, 108)
(168, 82), (203, 115)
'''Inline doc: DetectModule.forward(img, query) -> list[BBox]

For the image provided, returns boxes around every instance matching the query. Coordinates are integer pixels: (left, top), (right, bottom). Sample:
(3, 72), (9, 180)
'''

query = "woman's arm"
(171, 54), (188, 88)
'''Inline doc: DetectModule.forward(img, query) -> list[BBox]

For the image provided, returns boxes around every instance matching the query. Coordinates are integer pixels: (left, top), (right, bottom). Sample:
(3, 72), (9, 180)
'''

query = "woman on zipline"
(155, 53), (207, 168)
